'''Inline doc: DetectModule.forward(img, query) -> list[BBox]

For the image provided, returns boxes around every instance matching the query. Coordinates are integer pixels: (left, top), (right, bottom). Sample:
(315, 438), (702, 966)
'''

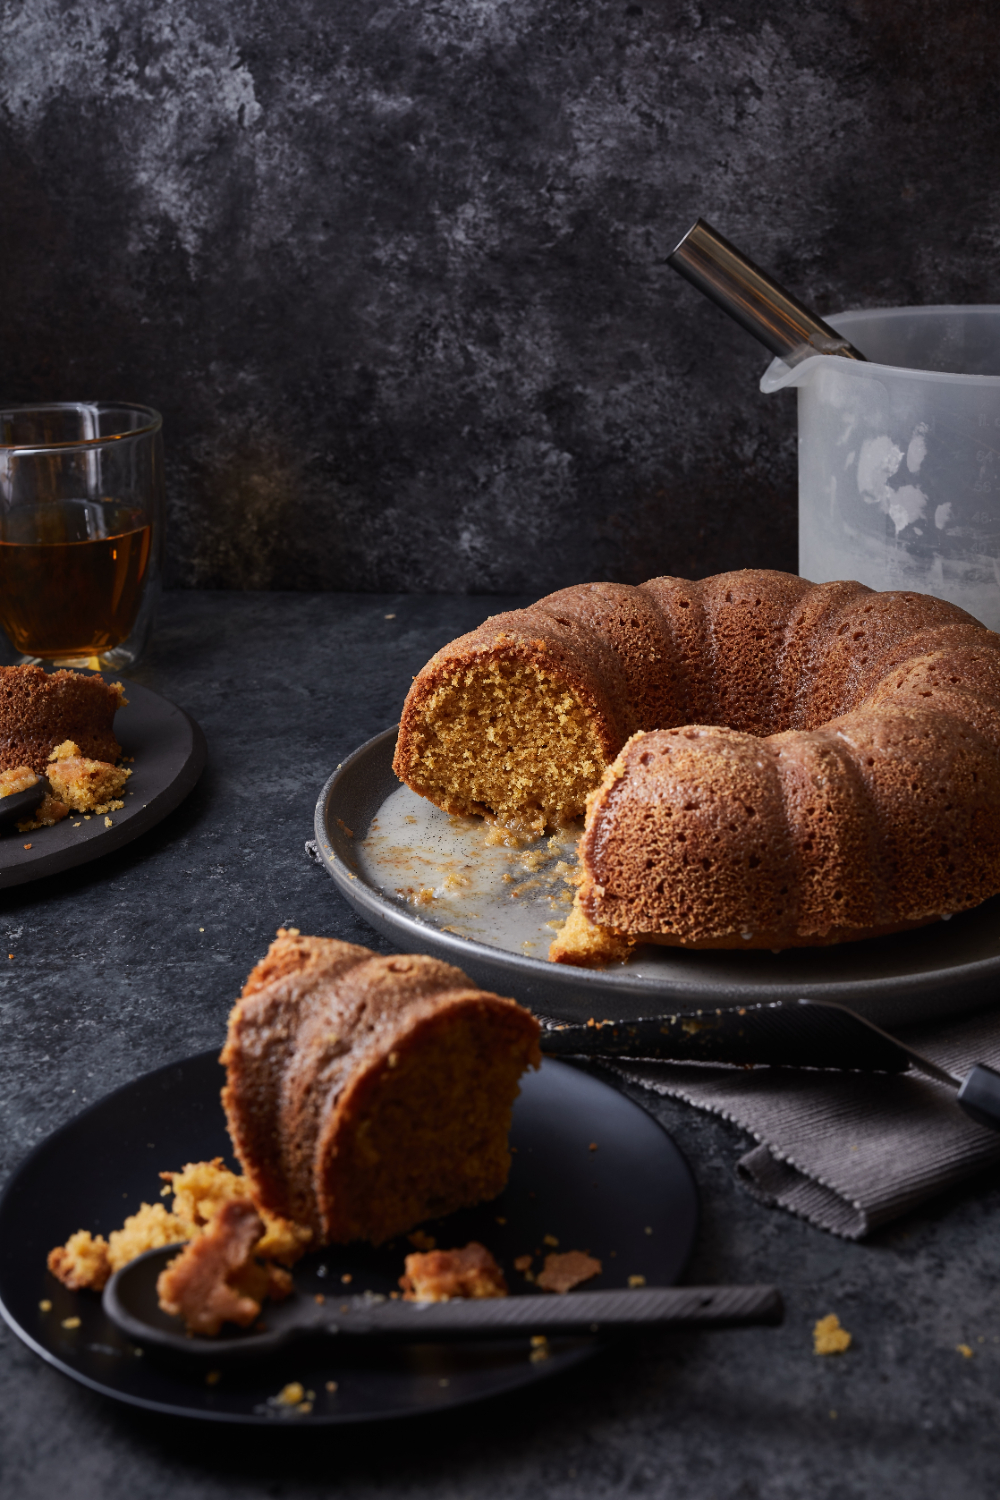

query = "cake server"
(0, 776), (50, 832)
(537, 999), (1000, 1133)
(667, 217), (867, 367)
(103, 1246), (782, 1362)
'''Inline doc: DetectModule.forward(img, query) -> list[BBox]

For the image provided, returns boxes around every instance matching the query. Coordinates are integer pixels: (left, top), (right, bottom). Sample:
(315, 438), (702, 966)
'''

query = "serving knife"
(537, 999), (1000, 1133)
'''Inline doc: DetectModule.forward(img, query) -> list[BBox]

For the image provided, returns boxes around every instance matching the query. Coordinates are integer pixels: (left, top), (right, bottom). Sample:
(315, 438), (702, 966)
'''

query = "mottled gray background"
(1, 0), (998, 593)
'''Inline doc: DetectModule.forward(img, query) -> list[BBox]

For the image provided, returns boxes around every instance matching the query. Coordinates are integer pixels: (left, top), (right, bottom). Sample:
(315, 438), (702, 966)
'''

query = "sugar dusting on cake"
(356, 783), (580, 958)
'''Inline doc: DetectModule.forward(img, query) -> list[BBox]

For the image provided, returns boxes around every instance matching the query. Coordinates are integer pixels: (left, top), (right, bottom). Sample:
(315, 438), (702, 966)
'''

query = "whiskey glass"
(0, 402), (163, 669)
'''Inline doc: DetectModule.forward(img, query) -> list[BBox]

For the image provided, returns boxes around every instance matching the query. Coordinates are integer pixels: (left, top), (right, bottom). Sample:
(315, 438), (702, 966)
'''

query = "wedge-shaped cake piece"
(221, 931), (541, 1245)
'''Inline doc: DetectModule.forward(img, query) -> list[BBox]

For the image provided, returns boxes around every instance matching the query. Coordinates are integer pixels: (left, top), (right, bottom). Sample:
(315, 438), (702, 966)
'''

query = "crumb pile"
(156, 1199), (294, 1337)
(400, 1241), (508, 1301)
(46, 1158), (311, 1293)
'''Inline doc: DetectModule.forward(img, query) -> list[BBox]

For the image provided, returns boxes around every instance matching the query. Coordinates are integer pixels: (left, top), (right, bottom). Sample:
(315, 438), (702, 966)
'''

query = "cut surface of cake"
(395, 569), (1000, 955)
(221, 930), (541, 1245)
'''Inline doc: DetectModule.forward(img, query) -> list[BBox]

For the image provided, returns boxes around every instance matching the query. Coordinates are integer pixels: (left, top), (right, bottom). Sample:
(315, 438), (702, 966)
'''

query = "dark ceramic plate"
(314, 727), (1000, 1029)
(0, 1051), (697, 1424)
(0, 672), (206, 888)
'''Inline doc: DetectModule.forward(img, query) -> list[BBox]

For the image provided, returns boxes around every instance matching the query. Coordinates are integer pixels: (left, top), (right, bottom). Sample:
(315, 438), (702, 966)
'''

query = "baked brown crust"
(0, 666), (125, 773)
(221, 932), (542, 1244)
(395, 569), (1000, 952)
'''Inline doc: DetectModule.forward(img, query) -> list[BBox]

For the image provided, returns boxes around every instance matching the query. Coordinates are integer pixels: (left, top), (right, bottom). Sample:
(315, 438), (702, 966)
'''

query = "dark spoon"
(104, 1246), (782, 1362)
(537, 999), (1000, 1133)
(0, 777), (50, 833)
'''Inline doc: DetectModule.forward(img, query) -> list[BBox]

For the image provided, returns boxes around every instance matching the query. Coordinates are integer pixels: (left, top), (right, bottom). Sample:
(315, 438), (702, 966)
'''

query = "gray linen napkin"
(611, 1009), (1000, 1239)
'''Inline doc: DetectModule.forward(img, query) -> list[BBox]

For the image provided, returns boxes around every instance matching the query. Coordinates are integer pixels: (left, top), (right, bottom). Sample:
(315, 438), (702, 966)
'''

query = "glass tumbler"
(0, 402), (163, 669)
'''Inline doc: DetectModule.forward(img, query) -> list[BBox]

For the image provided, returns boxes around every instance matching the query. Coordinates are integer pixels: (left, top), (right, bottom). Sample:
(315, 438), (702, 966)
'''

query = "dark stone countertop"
(2, 589), (999, 1499)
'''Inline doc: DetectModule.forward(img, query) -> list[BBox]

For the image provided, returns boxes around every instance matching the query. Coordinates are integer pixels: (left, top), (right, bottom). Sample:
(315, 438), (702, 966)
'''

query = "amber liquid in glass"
(0, 500), (151, 658)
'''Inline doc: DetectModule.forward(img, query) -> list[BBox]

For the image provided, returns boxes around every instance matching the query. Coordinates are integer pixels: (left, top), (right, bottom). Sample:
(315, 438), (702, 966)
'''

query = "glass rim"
(0, 401), (162, 452)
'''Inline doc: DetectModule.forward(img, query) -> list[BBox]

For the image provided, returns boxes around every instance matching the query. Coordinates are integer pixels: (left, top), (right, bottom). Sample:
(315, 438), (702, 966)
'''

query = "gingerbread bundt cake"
(394, 569), (1000, 955)
(0, 665), (125, 774)
(221, 931), (541, 1244)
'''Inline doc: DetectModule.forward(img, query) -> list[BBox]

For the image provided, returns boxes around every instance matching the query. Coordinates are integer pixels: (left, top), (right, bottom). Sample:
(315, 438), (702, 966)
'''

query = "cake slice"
(221, 930), (541, 1245)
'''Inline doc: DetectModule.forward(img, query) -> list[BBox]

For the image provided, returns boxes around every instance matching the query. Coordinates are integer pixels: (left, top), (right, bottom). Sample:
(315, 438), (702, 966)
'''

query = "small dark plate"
(0, 672), (206, 888)
(0, 1051), (697, 1424)
(314, 727), (1000, 1029)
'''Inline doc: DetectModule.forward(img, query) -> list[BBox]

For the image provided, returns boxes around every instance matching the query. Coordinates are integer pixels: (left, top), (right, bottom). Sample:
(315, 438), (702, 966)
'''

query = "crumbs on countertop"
(814, 1313), (852, 1354)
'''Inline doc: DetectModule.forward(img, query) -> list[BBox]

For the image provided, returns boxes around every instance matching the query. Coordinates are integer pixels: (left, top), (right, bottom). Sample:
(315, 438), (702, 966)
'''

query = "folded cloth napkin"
(610, 1009), (1000, 1239)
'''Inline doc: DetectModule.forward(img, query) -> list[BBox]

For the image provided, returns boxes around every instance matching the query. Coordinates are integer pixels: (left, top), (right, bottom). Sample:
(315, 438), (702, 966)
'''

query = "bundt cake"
(393, 569), (1000, 955)
(0, 665), (125, 774)
(221, 930), (541, 1245)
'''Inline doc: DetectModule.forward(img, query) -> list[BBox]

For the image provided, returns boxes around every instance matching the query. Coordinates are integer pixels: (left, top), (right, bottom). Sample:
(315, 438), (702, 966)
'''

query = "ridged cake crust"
(395, 569), (1000, 951)
(0, 665), (125, 773)
(221, 931), (541, 1244)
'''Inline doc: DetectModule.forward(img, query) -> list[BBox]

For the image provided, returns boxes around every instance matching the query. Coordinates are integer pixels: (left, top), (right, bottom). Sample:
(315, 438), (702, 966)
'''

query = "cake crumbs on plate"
(325, 1380), (338, 1392)
(536, 1250), (602, 1294)
(957, 1343), (974, 1358)
(542, 1234), (559, 1247)
(61, 1316), (81, 1329)
(401, 1242), (507, 1301)
(627, 1274), (646, 1289)
(273, 1382), (304, 1406)
(39, 1299), (51, 1312)
(814, 1313), (852, 1354)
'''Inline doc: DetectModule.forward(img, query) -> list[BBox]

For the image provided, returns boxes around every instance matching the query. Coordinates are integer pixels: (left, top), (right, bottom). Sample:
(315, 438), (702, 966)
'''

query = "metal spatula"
(538, 1000), (1000, 1133)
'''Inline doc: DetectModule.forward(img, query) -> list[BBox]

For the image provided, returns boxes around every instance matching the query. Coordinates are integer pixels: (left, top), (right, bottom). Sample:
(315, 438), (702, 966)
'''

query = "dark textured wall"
(2, 1), (998, 592)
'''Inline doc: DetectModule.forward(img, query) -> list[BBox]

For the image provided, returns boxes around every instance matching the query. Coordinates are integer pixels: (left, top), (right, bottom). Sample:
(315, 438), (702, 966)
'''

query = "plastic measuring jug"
(761, 306), (1000, 630)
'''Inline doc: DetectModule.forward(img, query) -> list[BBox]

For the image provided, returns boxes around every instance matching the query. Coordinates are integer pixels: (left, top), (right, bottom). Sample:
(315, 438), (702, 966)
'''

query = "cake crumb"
(543, 1234), (559, 1247)
(341, 1273), (352, 1284)
(156, 1199), (294, 1336)
(957, 1343), (974, 1359)
(39, 1299), (51, 1312)
(627, 1274), (646, 1289)
(814, 1313), (852, 1354)
(514, 1254), (533, 1273)
(408, 1231), (436, 1251)
(401, 1242), (507, 1301)
(275, 1382), (305, 1406)
(61, 1316), (81, 1329)
(537, 1250), (602, 1294)
(206, 1370), (221, 1386)
(104, 817), (113, 828)
(326, 1380), (338, 1392)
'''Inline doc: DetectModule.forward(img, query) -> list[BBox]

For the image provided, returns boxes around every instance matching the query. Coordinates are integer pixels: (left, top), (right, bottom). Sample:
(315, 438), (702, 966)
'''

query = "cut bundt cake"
(0, 665), (125, 774)
(394, 569), (1000, 954)
(221, 931), (541, 1245)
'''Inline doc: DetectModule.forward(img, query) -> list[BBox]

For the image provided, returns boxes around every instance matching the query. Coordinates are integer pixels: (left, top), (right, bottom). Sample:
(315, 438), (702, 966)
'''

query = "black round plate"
(314, 728), (1000, 1029)
(0, 1051), (697, 1424)
(0, 672), (206, 887)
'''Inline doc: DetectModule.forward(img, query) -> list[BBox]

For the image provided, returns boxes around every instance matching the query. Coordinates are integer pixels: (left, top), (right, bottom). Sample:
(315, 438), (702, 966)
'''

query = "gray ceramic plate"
(314, 728), (1000, 1029)
(0, 673), (206, 888)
